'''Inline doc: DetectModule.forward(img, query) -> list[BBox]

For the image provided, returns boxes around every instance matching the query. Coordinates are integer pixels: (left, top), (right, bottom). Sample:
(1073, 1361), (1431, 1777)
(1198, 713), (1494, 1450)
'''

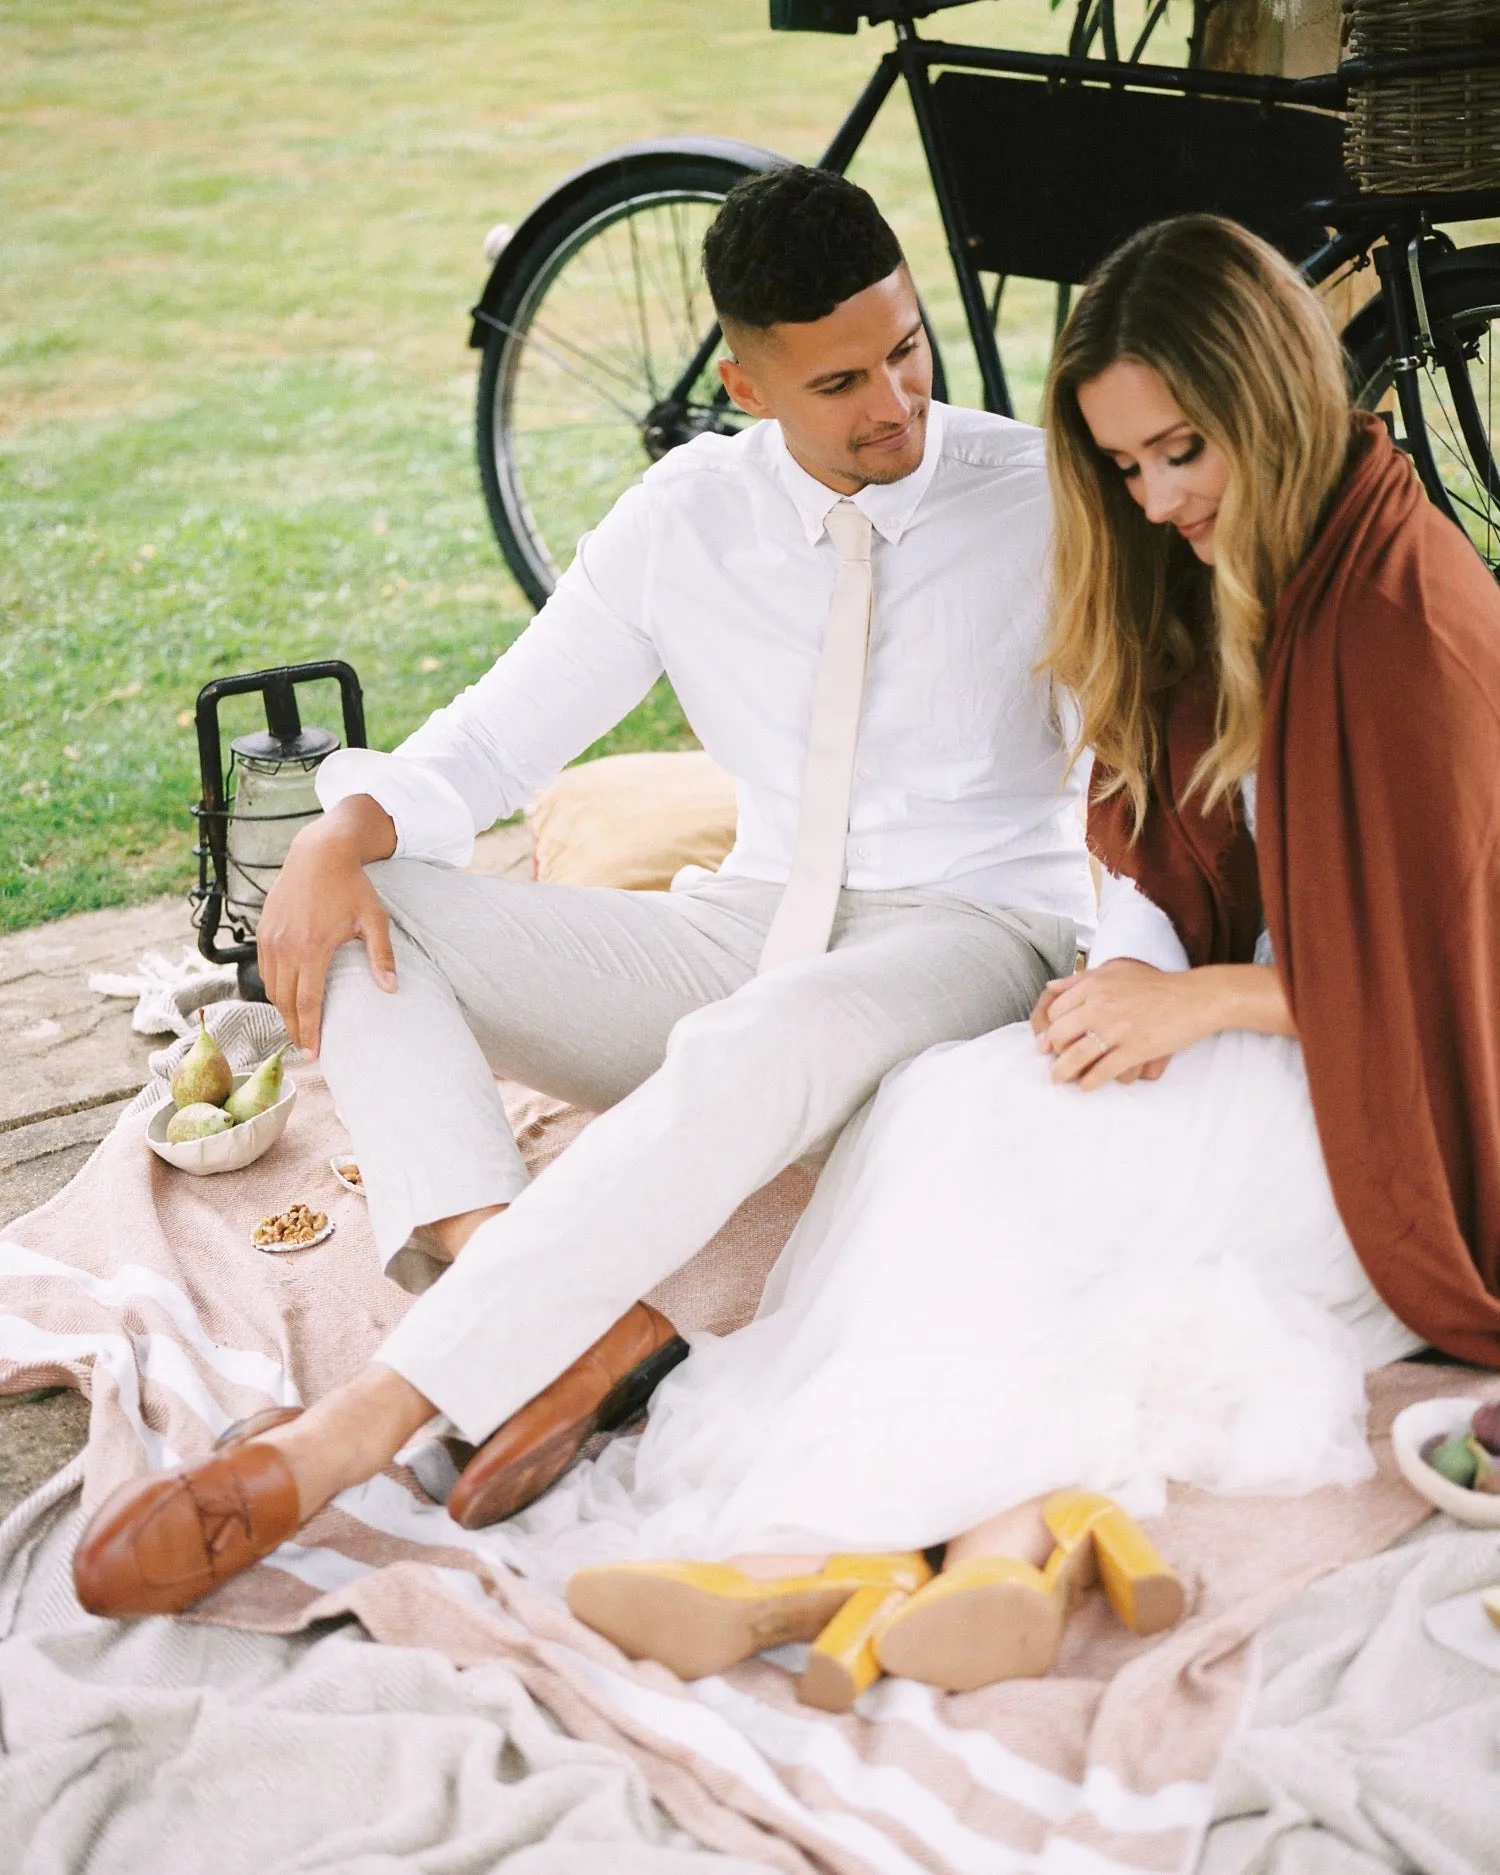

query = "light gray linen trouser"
(319, 860), (1075, 1444)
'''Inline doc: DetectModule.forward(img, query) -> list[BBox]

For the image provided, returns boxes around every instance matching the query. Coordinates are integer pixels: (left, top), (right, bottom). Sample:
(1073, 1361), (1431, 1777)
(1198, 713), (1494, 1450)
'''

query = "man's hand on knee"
(258, 795), (400, 1057)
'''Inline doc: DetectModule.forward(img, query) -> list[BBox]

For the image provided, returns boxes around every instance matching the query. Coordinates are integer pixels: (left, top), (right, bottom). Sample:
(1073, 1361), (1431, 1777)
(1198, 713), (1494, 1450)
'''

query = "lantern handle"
(263, 669), (304, 745)
(194, 659), (367, 809)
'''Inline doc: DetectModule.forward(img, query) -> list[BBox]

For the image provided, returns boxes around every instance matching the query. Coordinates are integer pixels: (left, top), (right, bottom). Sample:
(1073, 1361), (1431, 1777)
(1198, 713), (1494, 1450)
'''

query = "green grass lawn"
(0, 0), (1173, 931)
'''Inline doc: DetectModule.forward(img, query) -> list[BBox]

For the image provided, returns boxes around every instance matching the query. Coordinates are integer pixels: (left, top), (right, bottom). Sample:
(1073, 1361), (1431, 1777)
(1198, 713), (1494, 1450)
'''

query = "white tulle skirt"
(485, 1024), (1421, 1589)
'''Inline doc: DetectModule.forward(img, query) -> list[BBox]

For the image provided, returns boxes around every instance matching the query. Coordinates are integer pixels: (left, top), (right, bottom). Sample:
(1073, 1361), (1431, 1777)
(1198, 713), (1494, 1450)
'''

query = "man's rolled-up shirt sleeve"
(1087, 868), (1190, 973)
(315, 748), (479, 868)
(315, 484), (665, 868)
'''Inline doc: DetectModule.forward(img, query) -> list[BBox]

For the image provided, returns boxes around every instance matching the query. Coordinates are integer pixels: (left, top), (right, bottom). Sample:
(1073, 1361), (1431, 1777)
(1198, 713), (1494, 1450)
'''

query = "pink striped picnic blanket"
(1, 1037), (1485, 1875)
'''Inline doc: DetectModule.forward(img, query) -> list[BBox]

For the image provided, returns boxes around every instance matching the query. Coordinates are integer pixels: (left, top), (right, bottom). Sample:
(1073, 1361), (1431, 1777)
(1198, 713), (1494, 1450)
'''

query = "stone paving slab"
(0, 897), (193, 1132)
(0, 1099), (134, 1233)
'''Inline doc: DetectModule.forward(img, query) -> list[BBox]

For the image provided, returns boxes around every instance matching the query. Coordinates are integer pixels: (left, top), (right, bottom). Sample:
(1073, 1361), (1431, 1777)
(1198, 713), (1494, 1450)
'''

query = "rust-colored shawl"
(1090, 418), (1500, 1365)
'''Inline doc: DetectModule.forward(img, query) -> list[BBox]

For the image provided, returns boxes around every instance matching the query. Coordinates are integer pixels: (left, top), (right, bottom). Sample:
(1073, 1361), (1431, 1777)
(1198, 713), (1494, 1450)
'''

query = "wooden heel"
(1041, 1490), (1184, 1637)
(799, 1580), (923, 1712)
(1092, 1516), (1184, 1635)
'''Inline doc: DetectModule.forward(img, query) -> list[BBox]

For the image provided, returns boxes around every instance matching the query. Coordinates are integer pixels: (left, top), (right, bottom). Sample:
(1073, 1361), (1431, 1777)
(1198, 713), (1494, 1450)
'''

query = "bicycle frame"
(668, 14), (1500, 430)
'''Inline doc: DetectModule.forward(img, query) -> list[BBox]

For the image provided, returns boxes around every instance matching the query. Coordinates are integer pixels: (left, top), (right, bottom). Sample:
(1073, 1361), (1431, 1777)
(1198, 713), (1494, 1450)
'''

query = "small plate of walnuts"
(329, 1157), (365, 1196)
(252, 1202), (333, 1254)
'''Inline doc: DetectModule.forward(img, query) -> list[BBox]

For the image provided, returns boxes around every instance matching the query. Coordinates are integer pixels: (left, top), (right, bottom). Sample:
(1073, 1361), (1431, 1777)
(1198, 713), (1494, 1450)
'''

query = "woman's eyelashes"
(1110, 433), (1206, 479)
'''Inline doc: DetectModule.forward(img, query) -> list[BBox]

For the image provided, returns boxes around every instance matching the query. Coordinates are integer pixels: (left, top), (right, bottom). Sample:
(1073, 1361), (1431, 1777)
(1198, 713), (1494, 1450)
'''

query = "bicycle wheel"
(476, 145), (949, 609)
(1345, 245), (1500, 572)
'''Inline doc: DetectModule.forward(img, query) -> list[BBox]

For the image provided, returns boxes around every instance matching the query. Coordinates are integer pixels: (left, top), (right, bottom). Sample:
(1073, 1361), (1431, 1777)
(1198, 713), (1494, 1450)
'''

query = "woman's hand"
(1030, 959), (1294, 1091)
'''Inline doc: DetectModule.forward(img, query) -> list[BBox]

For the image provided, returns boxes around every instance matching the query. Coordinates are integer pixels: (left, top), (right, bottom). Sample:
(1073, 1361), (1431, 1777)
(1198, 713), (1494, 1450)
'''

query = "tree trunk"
(1200, 0), (1283, 77)
(1282, 2), (1344, 80)
(1200, 0), (1343, 78)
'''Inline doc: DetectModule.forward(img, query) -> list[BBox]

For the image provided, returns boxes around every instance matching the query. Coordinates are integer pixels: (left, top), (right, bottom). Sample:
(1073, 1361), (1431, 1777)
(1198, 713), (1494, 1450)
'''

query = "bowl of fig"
(1391, 1395), (1500, 1527)
(145, 1016), (296, 1176)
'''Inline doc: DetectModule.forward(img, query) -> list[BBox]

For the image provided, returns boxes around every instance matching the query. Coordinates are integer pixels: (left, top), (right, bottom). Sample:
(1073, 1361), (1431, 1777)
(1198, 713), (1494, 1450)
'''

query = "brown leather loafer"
(73, 1407), (303, 1618)
(446, 1301), (688, 1529)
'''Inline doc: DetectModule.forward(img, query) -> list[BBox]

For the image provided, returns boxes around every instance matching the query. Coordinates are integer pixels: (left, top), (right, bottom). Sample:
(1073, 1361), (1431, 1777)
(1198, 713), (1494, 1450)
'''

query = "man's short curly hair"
(702, 166), (904, 332)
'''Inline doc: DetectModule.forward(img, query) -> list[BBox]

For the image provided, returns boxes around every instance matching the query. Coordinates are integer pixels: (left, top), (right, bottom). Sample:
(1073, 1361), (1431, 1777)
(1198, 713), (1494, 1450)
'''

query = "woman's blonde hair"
(1043, 214), (1352, 827)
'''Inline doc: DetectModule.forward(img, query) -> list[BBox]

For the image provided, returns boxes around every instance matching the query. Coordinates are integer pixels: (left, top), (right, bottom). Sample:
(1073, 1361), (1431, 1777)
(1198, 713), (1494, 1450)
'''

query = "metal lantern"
(191, 660), (366, 1000)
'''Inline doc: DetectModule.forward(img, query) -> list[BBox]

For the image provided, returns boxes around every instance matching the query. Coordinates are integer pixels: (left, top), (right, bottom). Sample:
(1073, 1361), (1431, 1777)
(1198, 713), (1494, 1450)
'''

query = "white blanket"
(1204, 1519), (1500, 1875)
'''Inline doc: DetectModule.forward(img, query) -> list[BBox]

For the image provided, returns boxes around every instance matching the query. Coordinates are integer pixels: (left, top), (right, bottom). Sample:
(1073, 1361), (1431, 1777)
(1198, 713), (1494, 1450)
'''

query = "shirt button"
(856, 765), (872, 780)
(854, 844), (870, 859)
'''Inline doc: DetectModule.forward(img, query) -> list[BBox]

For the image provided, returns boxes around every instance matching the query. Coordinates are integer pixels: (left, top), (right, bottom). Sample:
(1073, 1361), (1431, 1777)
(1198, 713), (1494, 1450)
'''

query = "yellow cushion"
(526, 750), (738, 891)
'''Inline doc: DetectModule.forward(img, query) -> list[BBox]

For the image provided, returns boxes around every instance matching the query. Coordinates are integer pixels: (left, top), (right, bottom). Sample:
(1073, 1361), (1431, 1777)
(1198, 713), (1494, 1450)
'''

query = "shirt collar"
(772, 399), (946, 548)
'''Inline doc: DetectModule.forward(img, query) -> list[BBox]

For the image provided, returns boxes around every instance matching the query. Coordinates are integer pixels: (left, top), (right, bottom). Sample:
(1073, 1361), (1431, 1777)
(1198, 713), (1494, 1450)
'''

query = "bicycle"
(470, 0), (1500, 606)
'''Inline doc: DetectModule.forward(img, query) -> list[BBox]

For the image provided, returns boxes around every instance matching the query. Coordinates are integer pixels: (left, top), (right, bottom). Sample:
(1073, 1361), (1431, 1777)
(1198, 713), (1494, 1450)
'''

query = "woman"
(500, 212), (1500, 1705)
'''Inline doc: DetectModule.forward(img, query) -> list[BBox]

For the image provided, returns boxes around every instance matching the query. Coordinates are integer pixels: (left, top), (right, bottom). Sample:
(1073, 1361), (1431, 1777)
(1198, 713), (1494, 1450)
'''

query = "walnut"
(253, 1202), (328, 1248)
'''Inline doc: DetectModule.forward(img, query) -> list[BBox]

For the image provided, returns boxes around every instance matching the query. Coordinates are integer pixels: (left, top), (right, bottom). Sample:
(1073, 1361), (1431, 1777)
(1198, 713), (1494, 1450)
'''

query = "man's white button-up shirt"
(316, 400), (1097, 939)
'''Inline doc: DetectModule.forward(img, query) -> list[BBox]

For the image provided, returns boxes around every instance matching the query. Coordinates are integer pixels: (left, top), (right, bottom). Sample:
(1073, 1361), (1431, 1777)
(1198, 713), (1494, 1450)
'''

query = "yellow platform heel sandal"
(567, 1552), (932, 1686)
(872, 1494), (1185, 1694)
(1040, 1490), (1185, 1637)
(872, 1542), (1090, 1692)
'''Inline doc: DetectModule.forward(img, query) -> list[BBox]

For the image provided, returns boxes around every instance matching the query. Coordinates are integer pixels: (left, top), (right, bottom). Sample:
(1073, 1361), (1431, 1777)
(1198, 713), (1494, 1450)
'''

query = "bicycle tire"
(476, 147), (949, 609)
(1343, 244), (1500, 572)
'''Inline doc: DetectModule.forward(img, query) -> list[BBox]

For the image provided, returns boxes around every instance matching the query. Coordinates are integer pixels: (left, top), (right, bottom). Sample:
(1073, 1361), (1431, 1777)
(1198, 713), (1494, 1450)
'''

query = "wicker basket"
(1343, 0), (1500, 194)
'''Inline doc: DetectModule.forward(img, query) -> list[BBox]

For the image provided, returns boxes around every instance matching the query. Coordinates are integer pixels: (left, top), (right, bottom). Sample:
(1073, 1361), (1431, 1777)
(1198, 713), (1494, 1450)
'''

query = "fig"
(1470, 1399), (1500, 1456)
(1427, 1435), (1479, 1489)
(1465, 1436), (1500, 1495)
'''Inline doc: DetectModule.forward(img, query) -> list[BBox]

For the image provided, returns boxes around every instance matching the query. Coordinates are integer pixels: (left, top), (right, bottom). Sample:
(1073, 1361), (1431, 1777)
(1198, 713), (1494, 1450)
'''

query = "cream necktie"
(758, 498), (875, 974)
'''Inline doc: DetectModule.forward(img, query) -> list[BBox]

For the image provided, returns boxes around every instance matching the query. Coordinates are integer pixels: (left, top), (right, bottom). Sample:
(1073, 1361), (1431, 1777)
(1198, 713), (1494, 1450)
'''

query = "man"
(74, 167), (1095, 1615)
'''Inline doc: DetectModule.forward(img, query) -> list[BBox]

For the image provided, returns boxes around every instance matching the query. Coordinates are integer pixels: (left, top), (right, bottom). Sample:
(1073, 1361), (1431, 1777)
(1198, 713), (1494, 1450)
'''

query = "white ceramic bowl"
(146, 1074), (297, 1177)
(1391, 1395), (1500, 1528)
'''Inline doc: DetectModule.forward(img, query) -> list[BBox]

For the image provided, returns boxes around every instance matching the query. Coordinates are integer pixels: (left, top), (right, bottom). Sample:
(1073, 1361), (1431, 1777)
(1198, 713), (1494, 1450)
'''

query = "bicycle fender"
(467, 137), (788, 348)
(1340, 241), (1500, 360)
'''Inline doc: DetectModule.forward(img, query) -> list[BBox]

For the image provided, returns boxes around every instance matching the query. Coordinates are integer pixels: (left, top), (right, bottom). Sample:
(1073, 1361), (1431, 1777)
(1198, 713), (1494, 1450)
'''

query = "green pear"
(166, 1102), (234, 1143)
(170, 1011), (233, 1109)
(224, 1044), (290, 1125)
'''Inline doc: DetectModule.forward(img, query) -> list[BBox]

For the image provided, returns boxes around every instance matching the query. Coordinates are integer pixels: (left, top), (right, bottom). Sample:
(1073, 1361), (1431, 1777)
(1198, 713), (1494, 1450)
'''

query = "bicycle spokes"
(1418, 307), (1500, 567)
(494, 193), (746, 586)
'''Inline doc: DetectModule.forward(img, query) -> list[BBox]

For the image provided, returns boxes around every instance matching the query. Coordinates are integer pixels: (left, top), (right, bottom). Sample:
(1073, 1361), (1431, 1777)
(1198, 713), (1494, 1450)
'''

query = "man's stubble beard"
(855, 452), (924, 487)
(846, 401), (929, 487)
